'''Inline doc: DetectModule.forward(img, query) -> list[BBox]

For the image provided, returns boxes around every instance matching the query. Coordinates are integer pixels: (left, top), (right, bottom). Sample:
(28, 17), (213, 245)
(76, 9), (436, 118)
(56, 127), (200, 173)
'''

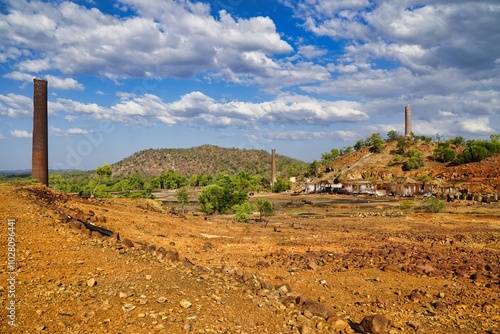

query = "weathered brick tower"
(271, 148), (277, 186)
(32, 78), (49, 186)
(405, 104), (411, 137)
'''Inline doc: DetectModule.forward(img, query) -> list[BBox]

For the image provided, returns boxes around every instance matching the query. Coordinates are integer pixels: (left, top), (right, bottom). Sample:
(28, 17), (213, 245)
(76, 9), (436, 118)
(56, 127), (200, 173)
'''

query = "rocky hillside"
(328, 140), (444, 181)
(111, 145), (307, 177)
(317, 139), (500, 191)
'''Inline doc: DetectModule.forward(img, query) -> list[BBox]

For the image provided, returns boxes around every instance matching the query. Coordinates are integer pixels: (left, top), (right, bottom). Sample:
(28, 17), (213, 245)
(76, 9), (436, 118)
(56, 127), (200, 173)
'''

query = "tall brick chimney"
(32, 78), (49, 186)
(405, 104), (411, 137)
(271, 148), (277, 186)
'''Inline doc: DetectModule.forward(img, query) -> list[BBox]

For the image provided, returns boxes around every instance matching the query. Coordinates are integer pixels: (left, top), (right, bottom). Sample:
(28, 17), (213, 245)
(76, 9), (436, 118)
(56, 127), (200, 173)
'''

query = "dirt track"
(0, 184), (499, 333)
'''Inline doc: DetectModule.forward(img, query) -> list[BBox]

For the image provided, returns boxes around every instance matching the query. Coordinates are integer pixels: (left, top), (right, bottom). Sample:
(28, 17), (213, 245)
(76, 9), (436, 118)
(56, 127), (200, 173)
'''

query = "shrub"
(198, 181), (248, 215)
(399, 200), (415, 213)
(396, 137), (410, 154)
(255, 198), (275, 220)
(389, 154), (405, 166)
(271, 177), (291, 193)
(176, 188), (189, 214)
(232, 202), (255, 222)
(433, 142), (456, 162)
(416, 173), (432, 183)
(198, 184), (225, 214)
(354, 139), (365, 151)
(366, 133), (384, 153)
(417, 197), (445, 213)
(403, 150), (424, 170)
(387, 130), (399, 141)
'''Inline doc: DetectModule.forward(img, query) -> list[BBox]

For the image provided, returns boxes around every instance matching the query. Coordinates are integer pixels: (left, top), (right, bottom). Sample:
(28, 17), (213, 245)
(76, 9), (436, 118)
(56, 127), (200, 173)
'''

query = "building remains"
(300, 104), (498, 201)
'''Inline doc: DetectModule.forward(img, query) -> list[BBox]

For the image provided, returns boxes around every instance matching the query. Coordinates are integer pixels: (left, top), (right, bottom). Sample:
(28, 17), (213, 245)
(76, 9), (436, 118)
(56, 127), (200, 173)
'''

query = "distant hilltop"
(0, 169), (77, 175)
(111, 145), (307, 178)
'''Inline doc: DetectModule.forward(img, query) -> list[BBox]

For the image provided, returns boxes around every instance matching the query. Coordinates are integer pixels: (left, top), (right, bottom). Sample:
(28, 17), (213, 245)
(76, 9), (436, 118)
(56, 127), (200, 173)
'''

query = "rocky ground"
(1, 183), (499, 334)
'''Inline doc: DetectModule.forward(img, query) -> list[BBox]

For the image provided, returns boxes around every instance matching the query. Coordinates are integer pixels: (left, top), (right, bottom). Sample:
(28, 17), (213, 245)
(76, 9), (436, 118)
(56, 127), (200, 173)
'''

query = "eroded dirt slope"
(1, 184), (500, 334)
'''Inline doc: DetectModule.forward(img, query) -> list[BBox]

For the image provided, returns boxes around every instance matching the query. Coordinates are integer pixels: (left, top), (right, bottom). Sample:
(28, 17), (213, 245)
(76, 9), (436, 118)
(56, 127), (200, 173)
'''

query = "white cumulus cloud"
(0, 0), (298, 86)
(11, 129), (32, 138)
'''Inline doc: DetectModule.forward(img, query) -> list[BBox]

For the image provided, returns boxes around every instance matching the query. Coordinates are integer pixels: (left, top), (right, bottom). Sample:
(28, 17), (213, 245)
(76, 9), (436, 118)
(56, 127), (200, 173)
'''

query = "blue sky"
(1, 0), (499, 171)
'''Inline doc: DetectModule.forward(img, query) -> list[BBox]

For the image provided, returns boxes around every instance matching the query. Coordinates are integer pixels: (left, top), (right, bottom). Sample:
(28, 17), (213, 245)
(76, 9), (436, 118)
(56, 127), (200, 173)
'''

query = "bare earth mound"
(1, 184), (499, 333)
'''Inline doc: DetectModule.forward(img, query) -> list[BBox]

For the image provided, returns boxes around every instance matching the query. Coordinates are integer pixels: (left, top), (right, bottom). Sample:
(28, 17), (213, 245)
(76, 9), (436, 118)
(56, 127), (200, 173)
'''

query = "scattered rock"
(299, 321), (314, 334)
(409, 289), (424, 302)
(157, 296), (168, 304)
(184, 322), (193, 332)
(327, 315), (349, 330)
(360, 314), (389, 334)
(302, 301), (329, 319)
(180, 299), (192, 309)
(121, 303), (136, 312)
(382, 264), (399, 272)
(122, 238), (134, 248)
(307, 261), (318, 271)
(86, 278), (97, 287)
(276, 283), (292, 295)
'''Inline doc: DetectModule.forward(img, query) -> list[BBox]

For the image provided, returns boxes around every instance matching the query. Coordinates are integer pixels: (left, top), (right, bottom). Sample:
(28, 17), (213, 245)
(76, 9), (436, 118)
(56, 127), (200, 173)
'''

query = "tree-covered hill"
(111, 145), (307, 179)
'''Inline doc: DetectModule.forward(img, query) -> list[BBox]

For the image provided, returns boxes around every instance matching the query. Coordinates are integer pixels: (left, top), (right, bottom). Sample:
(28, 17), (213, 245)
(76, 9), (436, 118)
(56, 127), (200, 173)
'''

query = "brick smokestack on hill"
(405, 104), (411, 137)
(271, 148), (277, 186)
(32, 78), (49, 186)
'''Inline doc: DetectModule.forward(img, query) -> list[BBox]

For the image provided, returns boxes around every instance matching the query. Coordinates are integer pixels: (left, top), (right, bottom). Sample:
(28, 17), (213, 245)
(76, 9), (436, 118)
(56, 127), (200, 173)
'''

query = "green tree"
(448, 136), (465, 146)
(234, 171), (259, 193)
(255, 198), (274, 221)
(433, 142), (456, 162)
(399, 200), (415, 213)
(404, 150), (424, 170)
(455, 141), (492, 164)
(198, 174), (248, 214)
(388, 154), (405, 166)
(442, 149), (456, 162)
(271, 177), (291, 193)
(396, 136), (410, 154)
(91, 163), (112, 196)
(157, 170), (187, 189)
(189, 174), (214, 187)
(111, 179), (129, 192)
(417, 197), (445, 213)
(320, 148), (340, 166)
(143, 180), (155, 196)
(49, 174), (65, 191)
(365, 133), (384, 153)
(176, 188), (189, 214)
(126, 172), (144, 190)
(307, 160), (320, 177)
(387, 130), (399, 141)
(198, 184), (225, 214)
(339, 146), (352, 156)
(354, 139), (365, 151)
(232, 201), (255, 222)
(287, 162), (300, 178)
